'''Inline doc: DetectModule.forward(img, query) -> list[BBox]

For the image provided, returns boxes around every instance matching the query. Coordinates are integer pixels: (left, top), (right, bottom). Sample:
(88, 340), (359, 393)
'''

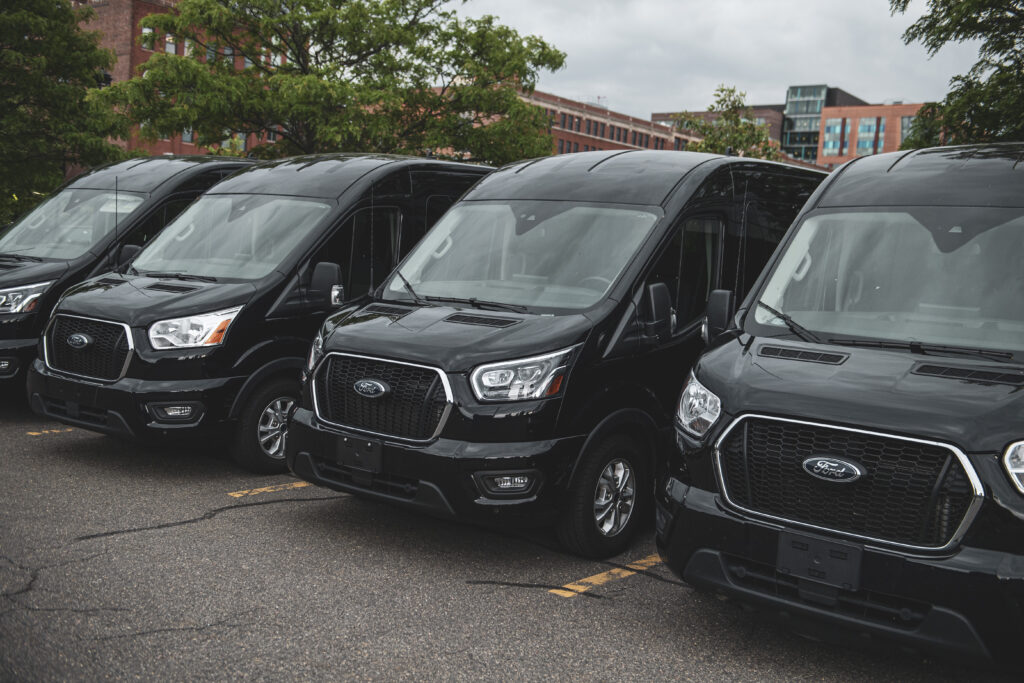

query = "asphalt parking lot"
(0, 396), (1014, 682)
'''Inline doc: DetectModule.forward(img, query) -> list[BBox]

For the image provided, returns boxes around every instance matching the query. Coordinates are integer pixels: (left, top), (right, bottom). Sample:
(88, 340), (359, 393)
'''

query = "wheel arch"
(228, 357), (305, 419)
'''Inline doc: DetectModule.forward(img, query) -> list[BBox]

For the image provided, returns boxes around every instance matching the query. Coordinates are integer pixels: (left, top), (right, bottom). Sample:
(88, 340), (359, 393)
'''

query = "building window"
(901, 116), (915, 144)
(164, 34), (176, 55)
(560, 113), (567, 129)
(182, 128), (194, 144)
(244, 55), (253, 69)
(183, 38), (192, 57)
(267, 128), (277, 142)
(573, 142), (579, 152)
(600, 123), (606, 138)
(585, 120), (591, 135)
(141, 27), (154, 50)
(574, 117), (581, 132)
(207, 44), (217, 62)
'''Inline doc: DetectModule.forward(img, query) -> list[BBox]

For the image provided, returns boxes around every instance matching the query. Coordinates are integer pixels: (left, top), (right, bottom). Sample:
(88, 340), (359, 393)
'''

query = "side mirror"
(704, 289), (735, 343)
(644, 282), (673, 345)
(310, 262), (342, 305)
(117, 244), (142, 268)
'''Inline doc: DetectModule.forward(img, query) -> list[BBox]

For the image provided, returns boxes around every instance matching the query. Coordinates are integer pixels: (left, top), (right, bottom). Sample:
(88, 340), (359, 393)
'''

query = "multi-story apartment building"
(524, 91), (700, 156)
(782, 85), (867, 163)
(816, 102), (923, 169)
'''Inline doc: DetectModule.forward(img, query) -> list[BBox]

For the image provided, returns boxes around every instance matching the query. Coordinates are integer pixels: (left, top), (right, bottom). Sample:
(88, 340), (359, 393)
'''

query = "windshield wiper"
(826, 338), (1017, 364)
(394, 270), (432, 307)
(140, 271), (218, 283)
(0, 253), (43, 262)
(756, 301), (822, 344)
(424, 295), (528, 314)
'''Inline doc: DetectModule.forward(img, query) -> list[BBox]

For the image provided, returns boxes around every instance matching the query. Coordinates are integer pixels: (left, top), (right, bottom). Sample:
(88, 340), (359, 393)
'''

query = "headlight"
(148, 306), (242, 349)
(307, 326), (326, 371)
(1003, 442), (1024, 495)
(0, 281), (53, 314)
(676, 372), (721, 438)
(470, 345), (578, 402)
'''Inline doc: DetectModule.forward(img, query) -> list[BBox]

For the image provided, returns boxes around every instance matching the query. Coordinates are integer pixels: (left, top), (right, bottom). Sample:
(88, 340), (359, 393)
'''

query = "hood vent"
(145, 282), (199, 293)
(758, 345), (848, 365)
(361, 303), (413, 317)
(444, 313), (520, 328)
(913, 363), (1024, 386)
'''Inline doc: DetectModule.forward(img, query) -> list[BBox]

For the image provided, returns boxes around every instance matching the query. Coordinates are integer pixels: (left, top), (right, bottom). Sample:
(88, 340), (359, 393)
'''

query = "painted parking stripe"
(549, 554), (663, 598)
(26, 428), (75, 436)
(227, 481), (311, 498)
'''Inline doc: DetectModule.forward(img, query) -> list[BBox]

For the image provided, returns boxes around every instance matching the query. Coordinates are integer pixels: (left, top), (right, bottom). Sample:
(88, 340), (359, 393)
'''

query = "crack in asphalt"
(88, 612), (256, 642)
(465, 579), (606, 599)
(73, 495), (340, 542)
(0, 551), (119, 616)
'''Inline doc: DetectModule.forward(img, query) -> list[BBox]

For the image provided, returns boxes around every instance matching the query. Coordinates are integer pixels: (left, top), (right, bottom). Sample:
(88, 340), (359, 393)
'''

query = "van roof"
(818, 143), (1024, 209)
(69, 155), (252, 193)
(465, 150), (804, 206)
(209, 154), (489, 200)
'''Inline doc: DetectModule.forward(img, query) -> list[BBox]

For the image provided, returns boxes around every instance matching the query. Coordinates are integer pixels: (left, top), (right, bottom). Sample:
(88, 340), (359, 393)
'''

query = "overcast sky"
(454, 0), (980, 118)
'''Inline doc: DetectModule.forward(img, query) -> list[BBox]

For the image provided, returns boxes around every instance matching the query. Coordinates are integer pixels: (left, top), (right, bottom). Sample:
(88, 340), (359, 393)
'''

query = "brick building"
(77, 0), (263, 155)
(816, 102), (923, 169)
(651, 105), (785, 143)
(524, 91), (700, 156)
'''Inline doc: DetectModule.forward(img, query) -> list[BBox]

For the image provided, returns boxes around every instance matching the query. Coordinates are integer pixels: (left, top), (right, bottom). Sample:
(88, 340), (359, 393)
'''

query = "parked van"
(656, 144), (1024, 668)
(287, 150), (825, 557)
(0, 156), (251, 391)
(27, 154), (489, 471)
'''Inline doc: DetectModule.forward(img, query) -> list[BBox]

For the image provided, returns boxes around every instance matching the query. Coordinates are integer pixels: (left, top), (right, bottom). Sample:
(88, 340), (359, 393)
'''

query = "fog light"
(476, 471), (540, 497)
(494, 475), (530, 490)
(162, 405), (194, 418)
(148, 402), (204, 423)
(0, 360), (10, 371)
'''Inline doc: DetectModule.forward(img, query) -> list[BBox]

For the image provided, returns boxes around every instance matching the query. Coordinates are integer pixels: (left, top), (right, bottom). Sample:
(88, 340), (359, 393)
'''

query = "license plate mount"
(776, 531), (862, 591)
(335, 435), (383, 473)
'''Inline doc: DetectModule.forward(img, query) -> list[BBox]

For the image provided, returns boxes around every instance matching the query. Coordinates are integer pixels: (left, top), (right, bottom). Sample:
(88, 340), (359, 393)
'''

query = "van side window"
(648, 216), (723, 330)
(312, 207), (400, 299)
(121, 197), (195, 247)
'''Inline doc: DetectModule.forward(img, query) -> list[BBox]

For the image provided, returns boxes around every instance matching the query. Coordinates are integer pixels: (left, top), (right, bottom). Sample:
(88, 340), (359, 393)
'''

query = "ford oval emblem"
(802, 456), (863, 483)
(66, 333), (93, 350)
(353, 379), (389, 399)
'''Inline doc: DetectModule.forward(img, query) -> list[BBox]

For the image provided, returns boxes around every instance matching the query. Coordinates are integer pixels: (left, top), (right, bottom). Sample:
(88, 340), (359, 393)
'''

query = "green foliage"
(0, 0), (129, 223)
(892, 0), (1024, 146)
(675, 86), (780, 161)
(99, 0), (565, 165)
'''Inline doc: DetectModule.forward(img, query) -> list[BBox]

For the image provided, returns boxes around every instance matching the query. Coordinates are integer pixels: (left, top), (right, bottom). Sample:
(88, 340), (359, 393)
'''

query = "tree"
(98, 0), (565, 165)
(674, 86), (780, 161)
(892, 0), (1024, 147)
(0, 0), (128, 223)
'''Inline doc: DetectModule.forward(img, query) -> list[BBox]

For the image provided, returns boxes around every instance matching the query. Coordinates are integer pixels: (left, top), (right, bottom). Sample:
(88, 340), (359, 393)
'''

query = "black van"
(0, 156), (251, 391)
(27, 154), (489, 472)
(286, 150), (825, 557)
(656, 144), (1024, 668)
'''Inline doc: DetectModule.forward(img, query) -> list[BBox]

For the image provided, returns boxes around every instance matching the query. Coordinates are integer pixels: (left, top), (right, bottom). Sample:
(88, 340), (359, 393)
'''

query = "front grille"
(47, 315), (130, 382)
(717, 417), (978, 549)
(314, 354), (449, 441)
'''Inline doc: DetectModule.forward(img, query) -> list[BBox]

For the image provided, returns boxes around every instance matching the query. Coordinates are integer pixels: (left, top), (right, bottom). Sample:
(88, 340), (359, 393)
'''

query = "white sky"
(454, 0), (980, 118)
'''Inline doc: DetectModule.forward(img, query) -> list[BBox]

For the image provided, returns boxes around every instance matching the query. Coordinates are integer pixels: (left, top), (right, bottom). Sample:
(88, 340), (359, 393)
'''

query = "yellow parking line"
(549, 554), (663, 598)
(26, 428), (75, 436)
(227, 481), (311, 498)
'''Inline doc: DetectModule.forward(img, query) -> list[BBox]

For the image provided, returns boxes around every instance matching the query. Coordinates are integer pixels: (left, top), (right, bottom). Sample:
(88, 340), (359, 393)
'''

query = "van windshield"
(383, 200), (661, 311)
(0, 189), (146, 260)
(754, 207), (1024, 357)
(132, 194), (332, 280)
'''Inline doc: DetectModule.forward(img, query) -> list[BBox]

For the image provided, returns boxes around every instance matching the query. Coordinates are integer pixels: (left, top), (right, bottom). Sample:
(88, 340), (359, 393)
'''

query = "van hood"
(698, 335), (1024, 454)
(56, 274), (258, 327)
(0, 259), (70, 289)
(323, 303), (594, 373)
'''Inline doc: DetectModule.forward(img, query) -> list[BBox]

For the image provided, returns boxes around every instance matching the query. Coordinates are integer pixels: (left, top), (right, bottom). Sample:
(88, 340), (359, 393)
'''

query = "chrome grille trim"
(311, 352), (453, 443)
(42, 313), (135, 384)
(713, 413), (985, 553)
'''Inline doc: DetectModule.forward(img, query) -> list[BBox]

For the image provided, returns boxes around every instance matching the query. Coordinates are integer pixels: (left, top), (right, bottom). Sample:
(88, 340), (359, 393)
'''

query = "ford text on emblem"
(66, 333), (93, 350)
(802, 456), (864, 483)
(353, 379), (389, 398)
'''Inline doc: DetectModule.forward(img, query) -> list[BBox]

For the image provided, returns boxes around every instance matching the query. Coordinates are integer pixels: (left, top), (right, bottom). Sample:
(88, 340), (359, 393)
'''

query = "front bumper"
(286, 406), (585, 526)
(27, 358), (245, 440)
(655, 480), (1024, 669)
(0, 337), (38, 383)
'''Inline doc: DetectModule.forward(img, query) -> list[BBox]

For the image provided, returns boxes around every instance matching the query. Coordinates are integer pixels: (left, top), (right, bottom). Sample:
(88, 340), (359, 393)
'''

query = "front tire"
(556, 434), (649, 559)
(232, 378), (299, 473)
